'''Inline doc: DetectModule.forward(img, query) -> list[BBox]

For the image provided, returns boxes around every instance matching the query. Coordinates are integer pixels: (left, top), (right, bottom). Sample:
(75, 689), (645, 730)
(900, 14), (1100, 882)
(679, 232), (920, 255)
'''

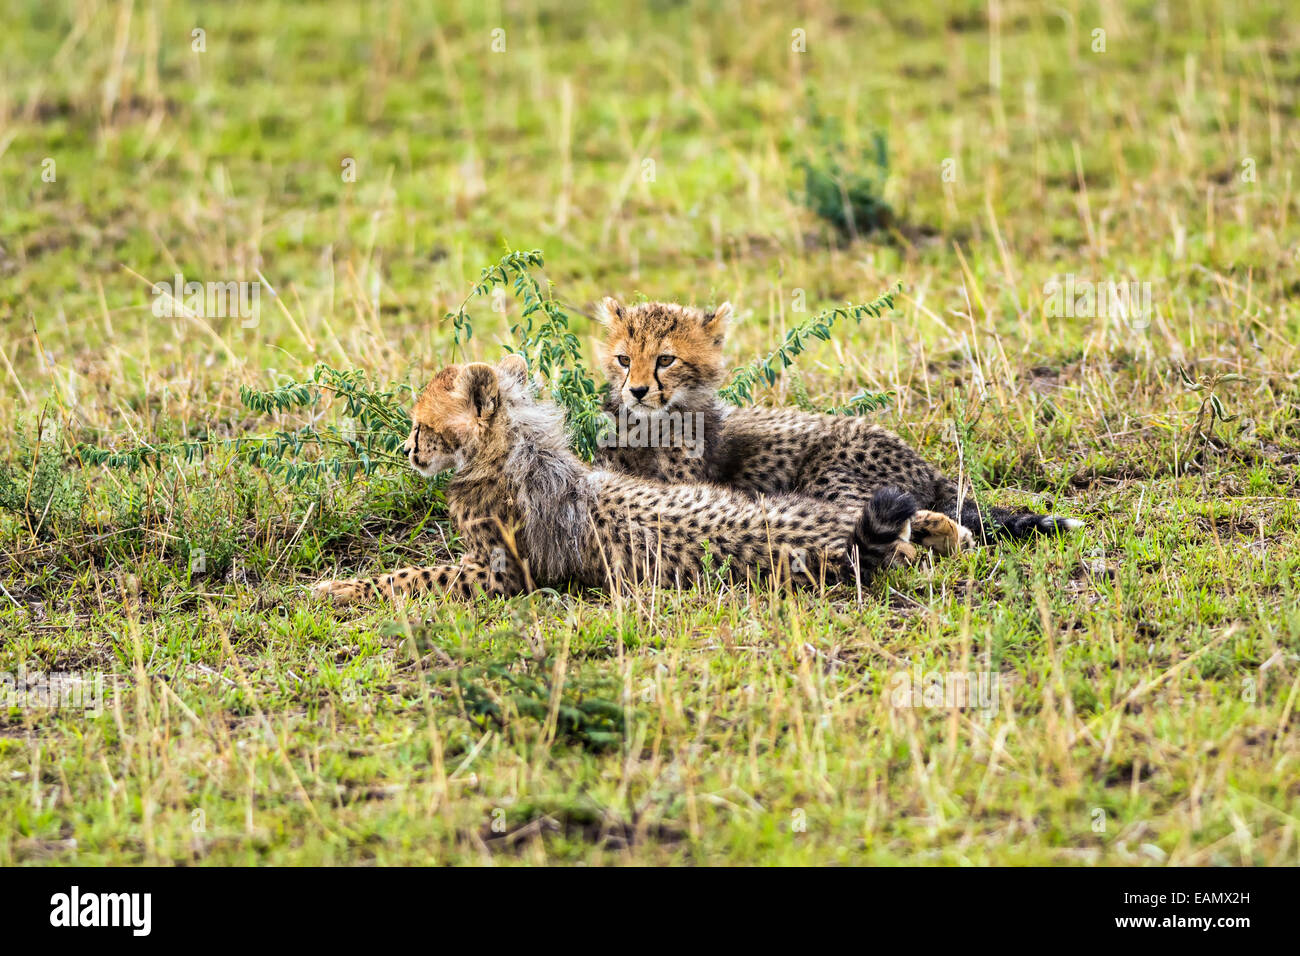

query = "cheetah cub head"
(597, 298), (732, 417)
(404, 355), (530, 477)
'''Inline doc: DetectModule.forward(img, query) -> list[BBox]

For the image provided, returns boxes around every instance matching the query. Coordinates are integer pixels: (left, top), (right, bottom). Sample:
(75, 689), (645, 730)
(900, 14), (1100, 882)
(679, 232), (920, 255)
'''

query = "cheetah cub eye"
(616, 355), (630, 368)
(656, 355), (676, 368)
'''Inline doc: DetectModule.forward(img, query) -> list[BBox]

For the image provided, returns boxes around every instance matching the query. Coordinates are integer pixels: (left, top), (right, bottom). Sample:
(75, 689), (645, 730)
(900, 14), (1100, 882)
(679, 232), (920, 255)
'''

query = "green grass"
(0, 0), (1298, 865)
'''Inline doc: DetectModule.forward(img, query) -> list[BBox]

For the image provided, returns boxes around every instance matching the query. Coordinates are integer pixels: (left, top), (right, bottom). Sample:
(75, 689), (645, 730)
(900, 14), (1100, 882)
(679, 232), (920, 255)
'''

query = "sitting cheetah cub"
(594, 298), (1082, 552)
(312, 356), (918, 605)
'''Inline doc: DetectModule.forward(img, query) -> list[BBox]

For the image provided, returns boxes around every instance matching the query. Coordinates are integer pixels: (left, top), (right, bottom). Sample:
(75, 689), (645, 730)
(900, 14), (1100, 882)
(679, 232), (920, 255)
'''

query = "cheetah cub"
(594, 298), (1082, 551)
(311, 355), (918, 605)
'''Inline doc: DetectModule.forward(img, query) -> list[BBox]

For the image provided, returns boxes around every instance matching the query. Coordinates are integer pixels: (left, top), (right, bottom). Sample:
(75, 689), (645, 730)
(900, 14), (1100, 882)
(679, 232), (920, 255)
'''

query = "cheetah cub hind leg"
(911, 510), (975, 555)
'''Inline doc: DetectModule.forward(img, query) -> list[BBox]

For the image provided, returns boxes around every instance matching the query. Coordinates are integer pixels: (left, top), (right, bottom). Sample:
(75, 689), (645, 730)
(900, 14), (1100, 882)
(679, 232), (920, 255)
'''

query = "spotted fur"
(594, 299), (1083, 547)
(312, 357), (916, 605)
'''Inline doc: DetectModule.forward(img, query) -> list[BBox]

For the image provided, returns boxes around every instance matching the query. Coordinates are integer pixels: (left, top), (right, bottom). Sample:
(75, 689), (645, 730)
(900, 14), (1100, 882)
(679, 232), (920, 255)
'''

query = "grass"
(0, 0), (1297, 865)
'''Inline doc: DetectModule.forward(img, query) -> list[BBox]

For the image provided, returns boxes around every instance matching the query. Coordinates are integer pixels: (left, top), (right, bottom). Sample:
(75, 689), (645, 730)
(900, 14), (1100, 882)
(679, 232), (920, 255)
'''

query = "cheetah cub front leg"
(312, 554), (523, 606)
(910, 510), (974, 555)
(311, 578), (375, 604)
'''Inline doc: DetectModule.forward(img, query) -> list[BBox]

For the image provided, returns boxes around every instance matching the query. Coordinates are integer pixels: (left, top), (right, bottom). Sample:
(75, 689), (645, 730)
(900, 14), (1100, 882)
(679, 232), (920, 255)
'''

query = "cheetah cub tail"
(847, 486), (918, 579)
(964, 503), (1084, 540)
(934, 479), (1083, 542)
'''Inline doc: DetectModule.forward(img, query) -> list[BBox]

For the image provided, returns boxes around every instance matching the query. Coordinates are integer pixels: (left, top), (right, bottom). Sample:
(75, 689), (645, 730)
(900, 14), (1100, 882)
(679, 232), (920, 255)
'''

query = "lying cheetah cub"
(595, 298), (1082, 550)
(311, 356), (918, 605)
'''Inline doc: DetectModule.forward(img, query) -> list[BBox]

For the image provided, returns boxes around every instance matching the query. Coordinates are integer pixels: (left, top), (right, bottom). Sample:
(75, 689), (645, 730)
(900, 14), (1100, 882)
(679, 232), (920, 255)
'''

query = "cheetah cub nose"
(629, 386), (649, 400)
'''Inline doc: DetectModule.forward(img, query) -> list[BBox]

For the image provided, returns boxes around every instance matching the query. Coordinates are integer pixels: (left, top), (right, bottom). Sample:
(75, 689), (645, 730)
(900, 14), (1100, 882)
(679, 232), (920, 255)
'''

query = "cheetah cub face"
(597, 298), (732, 418)
(403, 354), (528, 477)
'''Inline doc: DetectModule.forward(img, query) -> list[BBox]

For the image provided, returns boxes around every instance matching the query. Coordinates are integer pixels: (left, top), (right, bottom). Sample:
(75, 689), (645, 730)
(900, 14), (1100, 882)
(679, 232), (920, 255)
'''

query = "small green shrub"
(787, 369), (893, 416)
(449, 249), (607, 459)
(0, 417), (85, 538)
(442, 657), (626, 752)
(74, 251), (901, 497)
(718, 286), (900, 406)
(796, 103), (893, 239)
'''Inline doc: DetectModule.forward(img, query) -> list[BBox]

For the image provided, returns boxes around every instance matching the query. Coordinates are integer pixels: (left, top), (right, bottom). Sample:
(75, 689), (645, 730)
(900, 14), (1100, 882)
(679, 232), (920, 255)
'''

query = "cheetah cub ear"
(595, 297), (626, 326)
(702, 301), (733, 344)
(440, 363), (501, 442)
(463, 364), (500, 417)
(497, 351), (546, 395)
(496, 352), (528, 385)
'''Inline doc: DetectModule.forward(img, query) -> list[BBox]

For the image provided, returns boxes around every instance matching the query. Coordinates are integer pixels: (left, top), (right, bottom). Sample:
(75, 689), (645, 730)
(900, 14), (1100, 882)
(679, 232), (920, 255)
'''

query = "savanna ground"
(0, 0), (1297, 866)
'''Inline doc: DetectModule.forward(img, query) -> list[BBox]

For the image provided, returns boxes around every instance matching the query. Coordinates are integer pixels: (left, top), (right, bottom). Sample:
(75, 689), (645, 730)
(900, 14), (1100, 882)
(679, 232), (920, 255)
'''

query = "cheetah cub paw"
(911, 511), (974, 555)
(311, 578), (369, 605)
(887, 539), (918, 568)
